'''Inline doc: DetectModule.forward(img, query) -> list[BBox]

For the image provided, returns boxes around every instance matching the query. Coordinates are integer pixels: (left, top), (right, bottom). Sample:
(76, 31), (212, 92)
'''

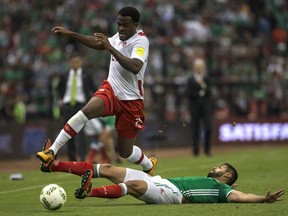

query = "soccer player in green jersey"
(40, 149), (284, 204)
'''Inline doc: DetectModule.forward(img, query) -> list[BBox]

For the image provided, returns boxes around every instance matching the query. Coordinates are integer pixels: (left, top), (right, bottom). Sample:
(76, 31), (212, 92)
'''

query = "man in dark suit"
(57, 53), (96, 161)
(186, 58), (214, 157)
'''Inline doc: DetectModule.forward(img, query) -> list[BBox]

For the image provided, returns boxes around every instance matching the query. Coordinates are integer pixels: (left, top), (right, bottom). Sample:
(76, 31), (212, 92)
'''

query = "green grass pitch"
(0, 146), (287, 216)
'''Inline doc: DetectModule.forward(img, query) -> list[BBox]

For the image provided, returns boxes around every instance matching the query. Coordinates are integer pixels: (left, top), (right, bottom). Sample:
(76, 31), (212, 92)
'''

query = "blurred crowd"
(1, 0), (288, 124)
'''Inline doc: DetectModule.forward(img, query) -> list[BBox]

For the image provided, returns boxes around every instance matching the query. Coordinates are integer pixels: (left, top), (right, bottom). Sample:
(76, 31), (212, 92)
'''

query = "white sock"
(94, 164), (101, 178)
(50, 110), (88, 154)
(50, 129), (70, 155)
(119, 183), (128, 196)
(126, 146), (152, 171)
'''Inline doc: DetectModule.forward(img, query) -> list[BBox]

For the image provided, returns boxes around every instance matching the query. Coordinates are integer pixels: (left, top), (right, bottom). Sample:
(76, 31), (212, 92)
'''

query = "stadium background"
(0, 0), (288, 160)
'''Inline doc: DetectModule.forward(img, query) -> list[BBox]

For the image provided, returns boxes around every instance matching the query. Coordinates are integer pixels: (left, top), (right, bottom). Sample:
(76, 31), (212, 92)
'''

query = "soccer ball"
(40, 184), (67, 211)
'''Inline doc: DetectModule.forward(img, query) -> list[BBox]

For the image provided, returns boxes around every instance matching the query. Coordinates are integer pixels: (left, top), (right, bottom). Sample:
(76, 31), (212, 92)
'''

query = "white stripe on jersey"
(107, 29), (149, 100)
(182, 189), (219, 197)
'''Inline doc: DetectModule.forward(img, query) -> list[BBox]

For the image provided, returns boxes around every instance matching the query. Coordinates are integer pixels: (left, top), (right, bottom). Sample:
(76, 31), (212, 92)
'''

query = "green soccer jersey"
(167, 177), (233, 203)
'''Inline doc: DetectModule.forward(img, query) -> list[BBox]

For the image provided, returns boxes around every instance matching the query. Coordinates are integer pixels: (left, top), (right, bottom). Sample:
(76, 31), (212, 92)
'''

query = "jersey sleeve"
(131, 36), (149, 63)
(219, 183), (234, 202)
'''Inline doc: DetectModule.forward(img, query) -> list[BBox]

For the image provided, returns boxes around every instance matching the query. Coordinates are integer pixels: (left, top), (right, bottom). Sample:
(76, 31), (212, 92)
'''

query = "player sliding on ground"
(40, 144), (284, 204)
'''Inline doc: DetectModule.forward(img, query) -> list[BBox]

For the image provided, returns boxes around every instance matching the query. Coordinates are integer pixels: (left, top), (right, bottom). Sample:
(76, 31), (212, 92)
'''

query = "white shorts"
(139, 176), (183, 204)
(124, 169), (182, 204)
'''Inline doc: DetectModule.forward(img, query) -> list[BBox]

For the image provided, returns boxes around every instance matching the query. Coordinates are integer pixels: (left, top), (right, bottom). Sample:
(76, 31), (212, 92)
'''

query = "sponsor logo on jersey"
(136, 47), (144, 56)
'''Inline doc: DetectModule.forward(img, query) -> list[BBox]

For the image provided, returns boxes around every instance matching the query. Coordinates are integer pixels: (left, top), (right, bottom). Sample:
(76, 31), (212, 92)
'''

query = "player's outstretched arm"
(228, 189), (284, 203)
(51, 26), (105, 50)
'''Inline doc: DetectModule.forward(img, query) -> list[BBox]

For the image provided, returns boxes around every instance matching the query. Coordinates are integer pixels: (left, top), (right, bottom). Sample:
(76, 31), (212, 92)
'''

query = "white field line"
(0, 180), (77, 194)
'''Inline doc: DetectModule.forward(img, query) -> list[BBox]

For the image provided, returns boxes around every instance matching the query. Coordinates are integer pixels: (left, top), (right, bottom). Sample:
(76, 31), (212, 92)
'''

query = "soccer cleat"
(39, 139), (54, 172)
(144, 157), (158, 176)
(41, 139), (52, 151)
(40, 159), (54, 173)
(75, 169), (93, 199)
(36, 139), (55, 163)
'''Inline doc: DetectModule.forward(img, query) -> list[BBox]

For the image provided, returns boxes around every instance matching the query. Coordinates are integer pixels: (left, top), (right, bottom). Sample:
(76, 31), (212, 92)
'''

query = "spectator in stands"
(56, 53), (96, 161)
(186, 58), (214, 156)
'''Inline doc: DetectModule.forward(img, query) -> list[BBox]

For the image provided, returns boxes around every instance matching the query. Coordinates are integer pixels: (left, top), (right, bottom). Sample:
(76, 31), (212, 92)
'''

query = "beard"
(207, 171), (222, 178)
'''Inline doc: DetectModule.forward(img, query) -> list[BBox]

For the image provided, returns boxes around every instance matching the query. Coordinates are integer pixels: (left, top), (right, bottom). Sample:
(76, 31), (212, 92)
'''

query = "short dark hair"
(222, 163), (238, 186)
(118, 6), (140, 23)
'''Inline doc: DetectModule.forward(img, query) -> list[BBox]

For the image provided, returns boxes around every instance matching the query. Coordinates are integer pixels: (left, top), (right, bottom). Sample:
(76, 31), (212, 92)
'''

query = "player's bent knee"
(118, 151), (130, 159)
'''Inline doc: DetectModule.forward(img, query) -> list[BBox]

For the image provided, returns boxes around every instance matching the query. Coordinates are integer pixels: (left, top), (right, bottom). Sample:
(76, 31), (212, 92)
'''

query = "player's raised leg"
(37, 110), (89, 163)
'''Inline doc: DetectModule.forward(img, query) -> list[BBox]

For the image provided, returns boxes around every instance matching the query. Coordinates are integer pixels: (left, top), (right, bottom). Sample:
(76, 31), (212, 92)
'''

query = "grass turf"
(0, 145), (287, 216)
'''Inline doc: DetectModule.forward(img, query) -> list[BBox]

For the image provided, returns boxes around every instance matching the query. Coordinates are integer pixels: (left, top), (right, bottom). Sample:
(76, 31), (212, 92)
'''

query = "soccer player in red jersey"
(37, 7), (157, 175)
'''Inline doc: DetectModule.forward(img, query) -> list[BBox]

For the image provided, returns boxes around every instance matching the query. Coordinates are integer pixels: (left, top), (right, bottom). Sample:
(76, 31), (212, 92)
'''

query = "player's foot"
(39, 139), (54, 172)
(75, 169), (93, 199)
(144, 157), (158, 176)
(36, 139), (55, 163)
(40, 160), (54, 172)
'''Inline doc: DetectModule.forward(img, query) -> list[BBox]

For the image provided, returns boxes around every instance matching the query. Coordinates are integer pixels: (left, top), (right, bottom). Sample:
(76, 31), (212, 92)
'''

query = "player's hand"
(93, 33), (111, 50)
(264, 189), (284, 203)
(51, 26), (70, 35)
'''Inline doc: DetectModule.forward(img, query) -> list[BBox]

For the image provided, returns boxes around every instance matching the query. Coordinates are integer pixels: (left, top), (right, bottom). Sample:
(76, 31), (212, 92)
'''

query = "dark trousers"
(190, 117), (212, 156)
(189, 100), (213, 156)
(61, 103), (87, 161)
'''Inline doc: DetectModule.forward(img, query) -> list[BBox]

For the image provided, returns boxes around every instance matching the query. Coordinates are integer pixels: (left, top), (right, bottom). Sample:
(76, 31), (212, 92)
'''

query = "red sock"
(89, 184), (125, 198)
(51, 161), (94, 176)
